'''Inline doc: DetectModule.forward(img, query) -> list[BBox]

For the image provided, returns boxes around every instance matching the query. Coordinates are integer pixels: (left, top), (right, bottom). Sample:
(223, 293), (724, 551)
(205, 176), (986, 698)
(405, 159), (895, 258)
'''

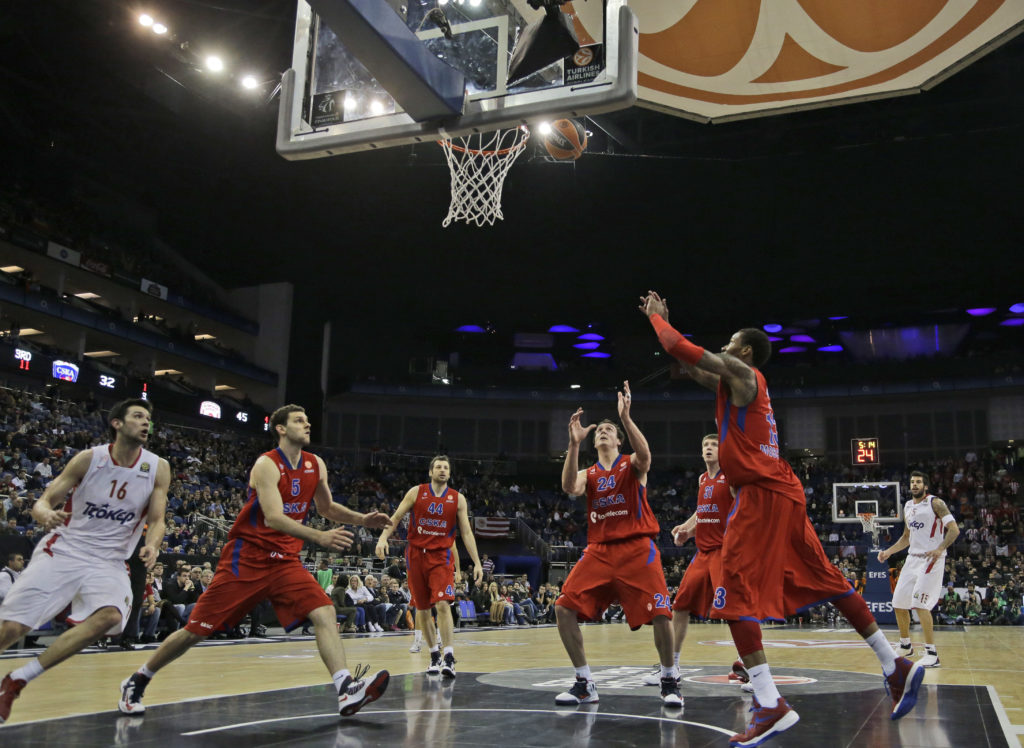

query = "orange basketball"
(542, 118), (587, 161)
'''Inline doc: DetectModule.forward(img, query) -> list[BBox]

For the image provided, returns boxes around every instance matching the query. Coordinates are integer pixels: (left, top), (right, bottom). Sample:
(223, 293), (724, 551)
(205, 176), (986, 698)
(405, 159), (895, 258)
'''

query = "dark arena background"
(0, 2), (1022, 746)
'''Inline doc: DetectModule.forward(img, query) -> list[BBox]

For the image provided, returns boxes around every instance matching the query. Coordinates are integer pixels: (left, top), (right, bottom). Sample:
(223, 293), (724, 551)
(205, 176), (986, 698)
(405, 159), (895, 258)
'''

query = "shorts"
(556, 536), (672, 630)
(892, 553), (945, 611)
(184, 540), (331, 635)
(0, 542), (131, 635)
(406, 545), (455, 610)
(673, 547), (722, 617)
(709, 486), (853, 622)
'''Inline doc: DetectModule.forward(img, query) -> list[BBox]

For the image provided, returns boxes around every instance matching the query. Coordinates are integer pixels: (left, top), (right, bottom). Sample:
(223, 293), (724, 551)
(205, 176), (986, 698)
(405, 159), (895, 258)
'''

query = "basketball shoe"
(729, 696), (800, 747)
(892, 641), (914, 658)
(426, 650), (442, 675)
(0, 674), (27, 723)
(660, 677), (683, 708)
(886, 656), (925, 720)
(338, 669), (390, 717)
(441, 652), (457, 678)
(730, 659), (755, 693)
(555, 676), (599, 705)
(917, 651), (940, 668)
(118, 673), (150, 714)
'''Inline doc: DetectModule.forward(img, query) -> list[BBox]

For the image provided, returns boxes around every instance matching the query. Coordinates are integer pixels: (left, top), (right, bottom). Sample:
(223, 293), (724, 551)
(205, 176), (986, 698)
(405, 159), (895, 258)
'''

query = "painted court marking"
(180, 707), (736, 737)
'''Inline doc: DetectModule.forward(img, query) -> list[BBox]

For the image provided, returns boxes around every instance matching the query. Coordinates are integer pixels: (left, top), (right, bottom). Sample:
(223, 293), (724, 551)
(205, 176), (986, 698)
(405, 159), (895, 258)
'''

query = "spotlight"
(139, 14), (154, 27)
(370, 99), (385, 115)
(206, 56), (224, 72)
(241, 75), (259, 89)
(538, 121), (552, 135)
(343, 95), (357, 110)
(152, 23), (167, 35)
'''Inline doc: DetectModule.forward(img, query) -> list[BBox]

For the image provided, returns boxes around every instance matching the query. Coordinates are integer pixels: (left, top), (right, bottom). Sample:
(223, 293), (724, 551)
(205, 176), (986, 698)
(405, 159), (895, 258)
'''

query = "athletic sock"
(574, 664), (592, 681)
(413, 630), (423, 643)
(429, 645), (440, 654)
(443, 646), (454, 657)
(747, 664), (781, 708)
(660, 665), (677, 680)
(332, 669), (352, 691)
(899, 637), (911, 648)
(137, 665), (156, 680)
(672, 651), (680, 668)
(867, 630), (896, 675)
(10, 658), (43, 684)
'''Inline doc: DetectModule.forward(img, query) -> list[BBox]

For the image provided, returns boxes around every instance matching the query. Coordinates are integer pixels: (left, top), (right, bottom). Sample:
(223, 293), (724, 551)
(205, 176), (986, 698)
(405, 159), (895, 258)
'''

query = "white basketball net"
(439, 127), (530, 227)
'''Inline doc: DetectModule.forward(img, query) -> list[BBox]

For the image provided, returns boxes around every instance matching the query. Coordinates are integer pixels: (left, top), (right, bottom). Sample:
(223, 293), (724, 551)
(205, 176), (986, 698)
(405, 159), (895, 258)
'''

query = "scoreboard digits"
(851, 437), (880, 466)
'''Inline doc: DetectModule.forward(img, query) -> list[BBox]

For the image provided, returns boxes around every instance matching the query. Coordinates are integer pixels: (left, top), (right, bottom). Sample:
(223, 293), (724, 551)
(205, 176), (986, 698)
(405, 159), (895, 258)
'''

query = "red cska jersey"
(694, 470), (733, 553)
(716, 368), (804, 503)
(229, 447), (321, 560)
(408, 483), (459, 551)
(585, 454), (660, 543)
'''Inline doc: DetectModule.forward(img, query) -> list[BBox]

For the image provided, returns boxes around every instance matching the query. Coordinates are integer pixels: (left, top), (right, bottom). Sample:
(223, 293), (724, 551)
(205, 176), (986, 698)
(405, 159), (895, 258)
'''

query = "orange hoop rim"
(437, 129), (529, 156)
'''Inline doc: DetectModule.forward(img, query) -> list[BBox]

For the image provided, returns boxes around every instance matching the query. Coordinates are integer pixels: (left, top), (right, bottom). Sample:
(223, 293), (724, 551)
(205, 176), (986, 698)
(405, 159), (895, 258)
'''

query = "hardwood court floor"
(2, 622), (1022, 746)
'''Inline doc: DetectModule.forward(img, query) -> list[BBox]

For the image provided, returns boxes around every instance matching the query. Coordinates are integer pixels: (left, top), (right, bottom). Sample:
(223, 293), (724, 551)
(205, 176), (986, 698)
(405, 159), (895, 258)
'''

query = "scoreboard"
(851, 437), (880, 466)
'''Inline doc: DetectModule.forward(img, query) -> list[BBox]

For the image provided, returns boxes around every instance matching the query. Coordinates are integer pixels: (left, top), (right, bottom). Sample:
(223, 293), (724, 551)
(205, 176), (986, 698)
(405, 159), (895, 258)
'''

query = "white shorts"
(892, 553), (945, 611)
(0, 543), (132, 635)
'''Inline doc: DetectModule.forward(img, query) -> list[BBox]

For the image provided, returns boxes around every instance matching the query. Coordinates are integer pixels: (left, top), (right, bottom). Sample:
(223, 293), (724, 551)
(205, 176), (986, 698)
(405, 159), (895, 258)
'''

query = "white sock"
(747, 664), (781, 708)
(413, 629), (423, 643)
(867, 630), (896, 675)
(429, 644), (439, 654)
(10, 658), (44, 684)
(899, 637), (911, 647)
(672, 651), (680, 668)
(138, 665), (156, 680)
(660, 665), (677, 679)
(332, 668), (351, 690)
(574, 664), (592, 681)
(443, 646), (454, 657)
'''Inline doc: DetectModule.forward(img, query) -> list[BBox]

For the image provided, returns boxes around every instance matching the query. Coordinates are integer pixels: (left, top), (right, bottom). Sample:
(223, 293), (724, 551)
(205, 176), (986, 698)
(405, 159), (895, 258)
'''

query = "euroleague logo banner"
(569, 0), (1024, 120)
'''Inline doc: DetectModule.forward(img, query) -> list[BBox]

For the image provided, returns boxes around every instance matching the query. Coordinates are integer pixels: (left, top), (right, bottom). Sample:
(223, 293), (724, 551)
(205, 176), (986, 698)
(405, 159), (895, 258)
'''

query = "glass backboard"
(277, 0), (637, 159)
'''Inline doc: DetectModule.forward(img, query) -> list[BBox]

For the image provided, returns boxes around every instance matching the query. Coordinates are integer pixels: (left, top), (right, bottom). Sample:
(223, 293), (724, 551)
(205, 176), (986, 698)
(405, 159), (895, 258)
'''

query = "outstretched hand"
(639, 290), (669, 320)
(362, 511), (393, 530)
(568, 407), (596, 445)
(617, 380), (633, 421)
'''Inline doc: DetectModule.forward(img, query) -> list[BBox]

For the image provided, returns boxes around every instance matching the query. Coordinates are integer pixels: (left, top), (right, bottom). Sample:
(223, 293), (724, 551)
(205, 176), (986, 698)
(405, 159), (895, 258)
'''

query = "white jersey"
(904, 495), (947, 556)
(40, 444), (158, 560)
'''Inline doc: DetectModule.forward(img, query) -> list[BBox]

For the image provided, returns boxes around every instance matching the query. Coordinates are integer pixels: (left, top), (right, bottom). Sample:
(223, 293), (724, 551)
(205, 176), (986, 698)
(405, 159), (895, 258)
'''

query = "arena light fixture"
(581, 351), (611, 358)
(1010, 303), (1024, 314)
(18, 328), (44, 336)
(778, 346), (806, 353)
(206, 55), (225, 72)
(570, 384), (581, 389)
(152, 22), (168, 35)
(1000, 318), (1024, 327)
(548, 324), (578, 333)
(572, 342), (600, 350)
(538, 121), (553, 136)
(577, 333), (604, 341)
(74, 292), (100, 299)
(818, 345), (844, 352)
(215, 384), (236, 391)
(84, 350), (120, 358)
(763, 323), (783, 333)
(139, 13), (154, 27)
(966, 307), (996, 316)
(455, 324), (486, 333)
(241, 75), (259, 89)
(370, 99), (385, 115)
(790, 334), (816, 343)
(0, 265), (24, 273)
(194, 333), (216, 340)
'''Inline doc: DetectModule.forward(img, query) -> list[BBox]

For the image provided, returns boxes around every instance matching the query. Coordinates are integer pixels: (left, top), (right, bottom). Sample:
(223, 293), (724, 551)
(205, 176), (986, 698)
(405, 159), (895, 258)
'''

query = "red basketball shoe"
(0, 674), (27, 724)
(729, 696), (800, 747)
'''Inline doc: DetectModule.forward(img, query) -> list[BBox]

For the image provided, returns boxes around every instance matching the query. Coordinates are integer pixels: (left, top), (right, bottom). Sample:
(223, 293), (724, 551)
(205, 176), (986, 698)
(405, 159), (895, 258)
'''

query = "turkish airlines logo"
(617, 0), (1021, 120)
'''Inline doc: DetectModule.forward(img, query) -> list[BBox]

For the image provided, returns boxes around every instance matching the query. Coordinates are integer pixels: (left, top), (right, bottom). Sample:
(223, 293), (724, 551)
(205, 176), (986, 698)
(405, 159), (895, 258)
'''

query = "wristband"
(649, 314), (705, 366)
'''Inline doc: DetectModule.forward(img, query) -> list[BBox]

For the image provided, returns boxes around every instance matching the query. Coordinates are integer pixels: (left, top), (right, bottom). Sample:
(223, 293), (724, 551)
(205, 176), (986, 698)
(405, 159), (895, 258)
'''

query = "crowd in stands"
(1, 383), (1022, 632)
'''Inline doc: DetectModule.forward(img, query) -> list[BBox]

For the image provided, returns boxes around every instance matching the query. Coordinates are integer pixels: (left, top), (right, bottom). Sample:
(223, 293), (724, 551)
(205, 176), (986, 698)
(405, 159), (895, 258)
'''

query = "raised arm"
(457, 493), (483, 585)
(375, 486), (418, 559)
(312, 455), (392, 530)
(561, 408), (592, 496)
(251, 455), (353, 552)
(31, 448), (92, 531)
(617, 381), (650, 476)
(640, 291), (757, 404)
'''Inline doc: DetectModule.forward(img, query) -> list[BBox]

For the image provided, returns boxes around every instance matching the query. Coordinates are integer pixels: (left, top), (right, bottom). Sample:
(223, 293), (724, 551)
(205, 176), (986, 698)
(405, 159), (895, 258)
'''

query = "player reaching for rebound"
(878, 470), (959, 668)
(0, 399), (170, 724)
(642, 434), (751, 692)
(118, 404), (393, 717)
(555, 382), (682, 708)
(376, 455), (482, 678)
(641, 291), (924, 746)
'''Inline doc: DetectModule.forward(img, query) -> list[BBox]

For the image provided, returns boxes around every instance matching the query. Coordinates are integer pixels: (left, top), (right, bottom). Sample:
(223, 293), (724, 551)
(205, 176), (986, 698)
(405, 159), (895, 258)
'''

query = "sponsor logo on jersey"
(140, 462), (150, 473)
(305, 461), (312, 469)
(282, 501), (309, 514)
(590, 509), (629, 523)
(190, 620), (214, 630)
(594, 494), (626, 509)
(908, 520), (925, 530)
(83, 501), (137, 525)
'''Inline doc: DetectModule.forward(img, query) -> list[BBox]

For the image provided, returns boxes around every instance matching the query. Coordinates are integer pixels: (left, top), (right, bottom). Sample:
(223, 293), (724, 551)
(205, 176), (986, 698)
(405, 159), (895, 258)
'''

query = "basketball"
(542, 118), (587, 161)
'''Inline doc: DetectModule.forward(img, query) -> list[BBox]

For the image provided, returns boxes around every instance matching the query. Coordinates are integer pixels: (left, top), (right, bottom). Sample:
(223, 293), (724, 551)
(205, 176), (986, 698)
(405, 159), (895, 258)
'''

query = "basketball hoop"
(858, 512), (881, 549)
(438, 127), (530, 227)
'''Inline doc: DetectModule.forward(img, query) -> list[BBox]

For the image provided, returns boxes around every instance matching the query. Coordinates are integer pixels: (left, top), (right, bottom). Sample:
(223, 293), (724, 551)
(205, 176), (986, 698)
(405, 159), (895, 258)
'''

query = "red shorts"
(673, 547), (722, 617)
(709, 486), (853, 622)
(556, 536), (672, 630)
(185, 540), (331, 636)
(406, 545), (455, 610)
